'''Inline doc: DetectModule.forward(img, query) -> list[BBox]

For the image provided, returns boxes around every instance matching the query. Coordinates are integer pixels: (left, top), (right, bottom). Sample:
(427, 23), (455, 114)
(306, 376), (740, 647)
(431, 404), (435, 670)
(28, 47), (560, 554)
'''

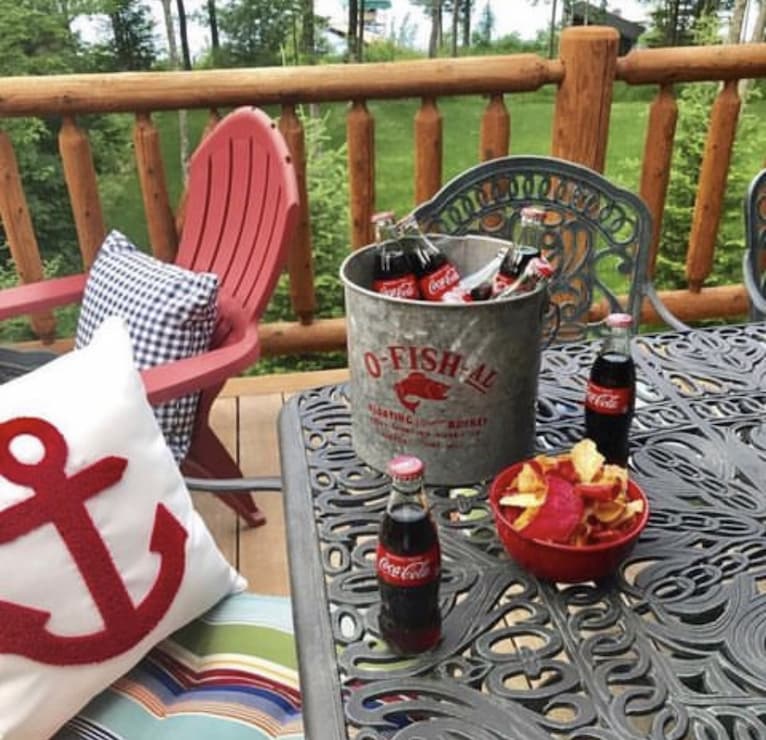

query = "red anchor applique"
(0, 416), (188, 665)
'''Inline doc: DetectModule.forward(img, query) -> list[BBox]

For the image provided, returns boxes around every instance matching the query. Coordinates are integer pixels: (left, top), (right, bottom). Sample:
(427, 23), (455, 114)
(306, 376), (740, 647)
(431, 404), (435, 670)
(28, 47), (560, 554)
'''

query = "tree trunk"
(357, 0), (365, 61)
(451, 0), (459, 56)
(740, 0), (766, 100)
(175, 0), (192, 70)
(428, 0), (440, 57)
(549, 0), (559, 57)
(161, 0), (189, 182)
(347, 0), (358, 62)
(207, 0), (219, 54)
(301, 0), (315, 62)
(461, 0), (471, 46)
(728, 0), (748, 42)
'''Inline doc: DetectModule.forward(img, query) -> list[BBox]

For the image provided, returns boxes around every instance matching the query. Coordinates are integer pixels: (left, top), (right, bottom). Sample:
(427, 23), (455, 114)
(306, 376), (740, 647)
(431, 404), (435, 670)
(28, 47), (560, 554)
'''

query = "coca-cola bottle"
(376, 455), (442, 654)
(584, 313), (636, 466)
(371, 213), (421, 300)
(398, 220), (463, 302)
(493, 206), (546, 296)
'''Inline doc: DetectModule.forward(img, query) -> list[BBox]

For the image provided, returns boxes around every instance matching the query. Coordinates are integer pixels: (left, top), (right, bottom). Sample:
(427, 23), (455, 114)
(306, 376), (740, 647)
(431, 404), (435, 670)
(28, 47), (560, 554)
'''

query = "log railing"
(0, 26), (765, 356)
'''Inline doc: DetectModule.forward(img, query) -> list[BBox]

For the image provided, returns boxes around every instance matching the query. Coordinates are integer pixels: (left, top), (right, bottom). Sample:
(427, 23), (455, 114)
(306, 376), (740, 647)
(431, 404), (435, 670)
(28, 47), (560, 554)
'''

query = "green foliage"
(101, 0), (157, 71)
(0, 253), (77, 341)
(216, 0), (298, 67)
(0, 0), (83, 74)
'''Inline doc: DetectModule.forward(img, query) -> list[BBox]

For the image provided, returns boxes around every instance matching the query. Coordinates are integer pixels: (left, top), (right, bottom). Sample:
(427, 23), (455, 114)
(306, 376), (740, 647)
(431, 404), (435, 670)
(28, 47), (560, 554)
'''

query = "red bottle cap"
(605, 313), (633, 329)
(387, 455), (425, 481)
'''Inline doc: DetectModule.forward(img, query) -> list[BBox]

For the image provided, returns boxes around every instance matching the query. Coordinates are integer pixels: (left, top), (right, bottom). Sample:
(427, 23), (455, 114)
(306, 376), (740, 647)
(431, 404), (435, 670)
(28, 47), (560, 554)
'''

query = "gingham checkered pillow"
(75, 230), (218, 461)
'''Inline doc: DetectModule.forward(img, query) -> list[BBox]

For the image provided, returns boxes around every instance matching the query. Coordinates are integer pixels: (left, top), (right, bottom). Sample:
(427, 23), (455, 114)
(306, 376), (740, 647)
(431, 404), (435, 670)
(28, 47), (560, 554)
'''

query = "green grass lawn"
(102, 95), (654, 246)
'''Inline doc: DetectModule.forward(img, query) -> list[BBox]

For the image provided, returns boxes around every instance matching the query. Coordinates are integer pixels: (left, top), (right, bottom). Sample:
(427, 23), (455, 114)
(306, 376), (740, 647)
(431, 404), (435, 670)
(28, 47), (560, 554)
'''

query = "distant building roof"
(571, 2), (646, 40)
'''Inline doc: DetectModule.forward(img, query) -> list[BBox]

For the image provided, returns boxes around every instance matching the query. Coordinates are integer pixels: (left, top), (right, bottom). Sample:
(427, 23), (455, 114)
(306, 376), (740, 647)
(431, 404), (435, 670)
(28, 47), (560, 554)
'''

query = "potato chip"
(516, 462), (546, 494)
(497, 438), (643, 547)
(499, 493), (545, 508)
(571, 438), (605, 483)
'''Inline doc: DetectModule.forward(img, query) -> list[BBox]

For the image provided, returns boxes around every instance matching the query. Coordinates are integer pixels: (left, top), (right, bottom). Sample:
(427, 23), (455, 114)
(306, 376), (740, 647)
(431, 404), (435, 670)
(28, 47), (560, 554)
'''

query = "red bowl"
(488, 461), (650, 583)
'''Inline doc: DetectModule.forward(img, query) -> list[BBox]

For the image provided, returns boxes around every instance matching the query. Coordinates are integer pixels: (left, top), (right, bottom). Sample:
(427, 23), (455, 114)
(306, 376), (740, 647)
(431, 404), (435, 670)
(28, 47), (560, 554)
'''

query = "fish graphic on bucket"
(341, 234), (553, 486)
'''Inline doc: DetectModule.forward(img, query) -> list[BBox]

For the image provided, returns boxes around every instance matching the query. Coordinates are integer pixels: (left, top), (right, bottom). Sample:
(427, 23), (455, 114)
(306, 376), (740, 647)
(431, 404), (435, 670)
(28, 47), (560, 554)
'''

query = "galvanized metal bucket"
(340, 234), (551, 485)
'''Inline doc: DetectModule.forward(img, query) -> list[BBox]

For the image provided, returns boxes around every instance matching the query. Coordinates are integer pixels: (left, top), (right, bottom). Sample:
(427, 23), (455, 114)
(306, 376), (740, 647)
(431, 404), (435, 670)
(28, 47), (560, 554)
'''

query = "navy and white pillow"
(75, 230), (219, 461)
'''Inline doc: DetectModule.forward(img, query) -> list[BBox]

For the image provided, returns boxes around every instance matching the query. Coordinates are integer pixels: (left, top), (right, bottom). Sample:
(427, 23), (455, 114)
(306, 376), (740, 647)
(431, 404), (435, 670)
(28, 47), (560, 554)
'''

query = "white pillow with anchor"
(0, 317), (244, 740)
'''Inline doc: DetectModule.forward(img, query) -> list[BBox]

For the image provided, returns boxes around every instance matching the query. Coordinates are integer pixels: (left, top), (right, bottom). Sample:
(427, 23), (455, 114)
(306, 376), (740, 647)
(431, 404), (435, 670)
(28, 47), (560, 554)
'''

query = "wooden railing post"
(686, 80), (741, 292)
(552, 26), (619, 171)
(480, 94), (510, 161)
(133, 112), (178, 262)
(59, 116), (106, 268)
(347, 100), (375, 249)
(639, 85), (678, 276)
(0, 130), (56, 340)
(414, 97), (442, 204)
(279, 104), (316, 324)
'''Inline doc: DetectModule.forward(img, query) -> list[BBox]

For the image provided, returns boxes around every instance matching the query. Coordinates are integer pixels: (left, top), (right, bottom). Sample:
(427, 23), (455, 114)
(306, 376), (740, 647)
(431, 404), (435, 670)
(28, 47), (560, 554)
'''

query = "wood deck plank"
(193, 396), (239, 566)
(197, 369), (350, 597)
(237, 392), (291, 595)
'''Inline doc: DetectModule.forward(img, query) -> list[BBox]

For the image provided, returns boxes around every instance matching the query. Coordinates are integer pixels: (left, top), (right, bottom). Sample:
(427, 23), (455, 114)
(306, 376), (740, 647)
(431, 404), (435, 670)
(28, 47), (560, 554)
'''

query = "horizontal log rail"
(1, 26), (764, 361)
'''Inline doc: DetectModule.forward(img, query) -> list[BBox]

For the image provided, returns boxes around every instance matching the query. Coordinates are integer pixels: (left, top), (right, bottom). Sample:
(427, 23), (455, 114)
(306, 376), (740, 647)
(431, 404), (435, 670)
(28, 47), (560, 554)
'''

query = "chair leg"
(183, 425), (267, 528)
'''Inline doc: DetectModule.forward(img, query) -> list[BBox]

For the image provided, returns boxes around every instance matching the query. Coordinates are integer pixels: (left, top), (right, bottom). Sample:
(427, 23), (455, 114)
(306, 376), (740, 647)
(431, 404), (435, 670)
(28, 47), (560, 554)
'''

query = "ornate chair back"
(411, 155), (681, 341)
(744, 168), (766, 321)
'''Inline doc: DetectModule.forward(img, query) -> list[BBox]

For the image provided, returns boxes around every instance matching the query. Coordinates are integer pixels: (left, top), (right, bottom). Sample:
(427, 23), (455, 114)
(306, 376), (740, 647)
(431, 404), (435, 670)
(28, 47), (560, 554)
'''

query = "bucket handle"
(541, 300), (561, 350)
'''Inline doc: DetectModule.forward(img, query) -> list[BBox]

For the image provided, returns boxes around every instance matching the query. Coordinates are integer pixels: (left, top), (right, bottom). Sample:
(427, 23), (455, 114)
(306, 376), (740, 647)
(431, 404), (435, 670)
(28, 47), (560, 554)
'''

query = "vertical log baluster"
(552, 26), (619, 172)
(347, 100), (375, 250)
(133, 112), (177, 262)
(59, 115), (106, 269)
(480, 94), (510, 161)
(0, 130), (56, 340)
(414, 97), (442, 205)
(639, 85), (678, 277)
(279, 104), (316, 325)
(687, 80), (741, 292)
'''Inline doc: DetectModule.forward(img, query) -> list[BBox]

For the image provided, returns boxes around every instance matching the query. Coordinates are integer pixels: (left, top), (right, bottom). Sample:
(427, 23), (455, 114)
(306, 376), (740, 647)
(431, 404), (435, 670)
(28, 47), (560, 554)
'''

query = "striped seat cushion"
(55, 593), (304, 740)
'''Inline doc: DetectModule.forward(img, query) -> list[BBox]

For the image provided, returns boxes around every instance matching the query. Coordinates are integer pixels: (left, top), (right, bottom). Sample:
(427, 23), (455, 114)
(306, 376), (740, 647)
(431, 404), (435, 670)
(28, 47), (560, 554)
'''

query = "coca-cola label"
(376, 543), (440, 587)
(585, 380), (633, 415)
(419, 263), (461, 301)
(373, 275), (420, 299)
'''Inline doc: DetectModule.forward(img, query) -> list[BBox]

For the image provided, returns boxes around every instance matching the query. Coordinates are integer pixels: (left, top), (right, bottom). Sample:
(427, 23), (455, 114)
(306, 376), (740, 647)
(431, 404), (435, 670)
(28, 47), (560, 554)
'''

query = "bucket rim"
(339, 237), (547, 307)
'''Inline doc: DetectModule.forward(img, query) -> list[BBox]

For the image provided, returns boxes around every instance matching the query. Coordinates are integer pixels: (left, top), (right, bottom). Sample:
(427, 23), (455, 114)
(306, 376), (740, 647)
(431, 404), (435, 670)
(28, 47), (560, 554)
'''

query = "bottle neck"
(605, 325), (632, 356)
(387, 477), (427, 511)
(518, 218), (544, 250)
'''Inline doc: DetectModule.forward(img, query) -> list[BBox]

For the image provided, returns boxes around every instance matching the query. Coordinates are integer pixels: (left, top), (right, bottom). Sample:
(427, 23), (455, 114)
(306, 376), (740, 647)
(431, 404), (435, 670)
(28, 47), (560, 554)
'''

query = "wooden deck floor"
(194, 367), (349, 595)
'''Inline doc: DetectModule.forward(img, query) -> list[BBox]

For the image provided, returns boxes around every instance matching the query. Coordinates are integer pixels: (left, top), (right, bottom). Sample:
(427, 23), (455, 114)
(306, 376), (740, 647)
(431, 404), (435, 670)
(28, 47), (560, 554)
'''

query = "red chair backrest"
(176, 107), (300, 321)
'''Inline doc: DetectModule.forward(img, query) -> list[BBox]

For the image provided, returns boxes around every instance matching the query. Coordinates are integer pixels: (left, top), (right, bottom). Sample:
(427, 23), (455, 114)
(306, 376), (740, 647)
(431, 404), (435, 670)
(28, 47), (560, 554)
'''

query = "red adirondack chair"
(0, 107), (300, 527)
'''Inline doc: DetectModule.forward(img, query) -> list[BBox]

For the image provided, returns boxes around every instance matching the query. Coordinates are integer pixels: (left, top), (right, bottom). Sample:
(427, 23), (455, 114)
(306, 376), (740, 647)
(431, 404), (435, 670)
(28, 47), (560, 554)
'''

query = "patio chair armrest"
(141, 322), (260, 404)
(184, 476), (282, 492)
(743, 251), (766, 315)
(0, 274), (87, 321)
(642, 280), (692, 332)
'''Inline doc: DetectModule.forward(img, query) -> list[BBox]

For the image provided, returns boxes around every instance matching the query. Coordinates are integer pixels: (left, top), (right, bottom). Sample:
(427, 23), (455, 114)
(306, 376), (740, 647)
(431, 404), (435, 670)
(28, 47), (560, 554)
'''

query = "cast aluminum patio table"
(278, 321), (766, 740)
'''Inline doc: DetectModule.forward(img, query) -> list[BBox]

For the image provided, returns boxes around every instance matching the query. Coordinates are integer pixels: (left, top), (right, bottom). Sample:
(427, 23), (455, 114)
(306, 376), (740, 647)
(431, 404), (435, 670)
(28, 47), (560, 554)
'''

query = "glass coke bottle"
(493, 206), (546, 296)
(584, 313), (636, 466)
(397, 219), (463, 302)
(371, 212), (420, 300)
(376, 455), (442, 654)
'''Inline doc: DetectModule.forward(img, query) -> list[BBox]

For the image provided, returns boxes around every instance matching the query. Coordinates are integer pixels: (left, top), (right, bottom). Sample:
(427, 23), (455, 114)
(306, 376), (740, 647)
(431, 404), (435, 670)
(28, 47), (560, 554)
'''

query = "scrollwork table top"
(277, 322), (766, 740)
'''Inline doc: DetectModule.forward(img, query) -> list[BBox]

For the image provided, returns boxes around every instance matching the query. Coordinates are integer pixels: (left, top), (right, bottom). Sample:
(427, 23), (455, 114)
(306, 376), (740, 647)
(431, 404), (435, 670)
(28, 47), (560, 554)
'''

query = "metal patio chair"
(411, 155), (688, 341)
(744, 168), (766, 321)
